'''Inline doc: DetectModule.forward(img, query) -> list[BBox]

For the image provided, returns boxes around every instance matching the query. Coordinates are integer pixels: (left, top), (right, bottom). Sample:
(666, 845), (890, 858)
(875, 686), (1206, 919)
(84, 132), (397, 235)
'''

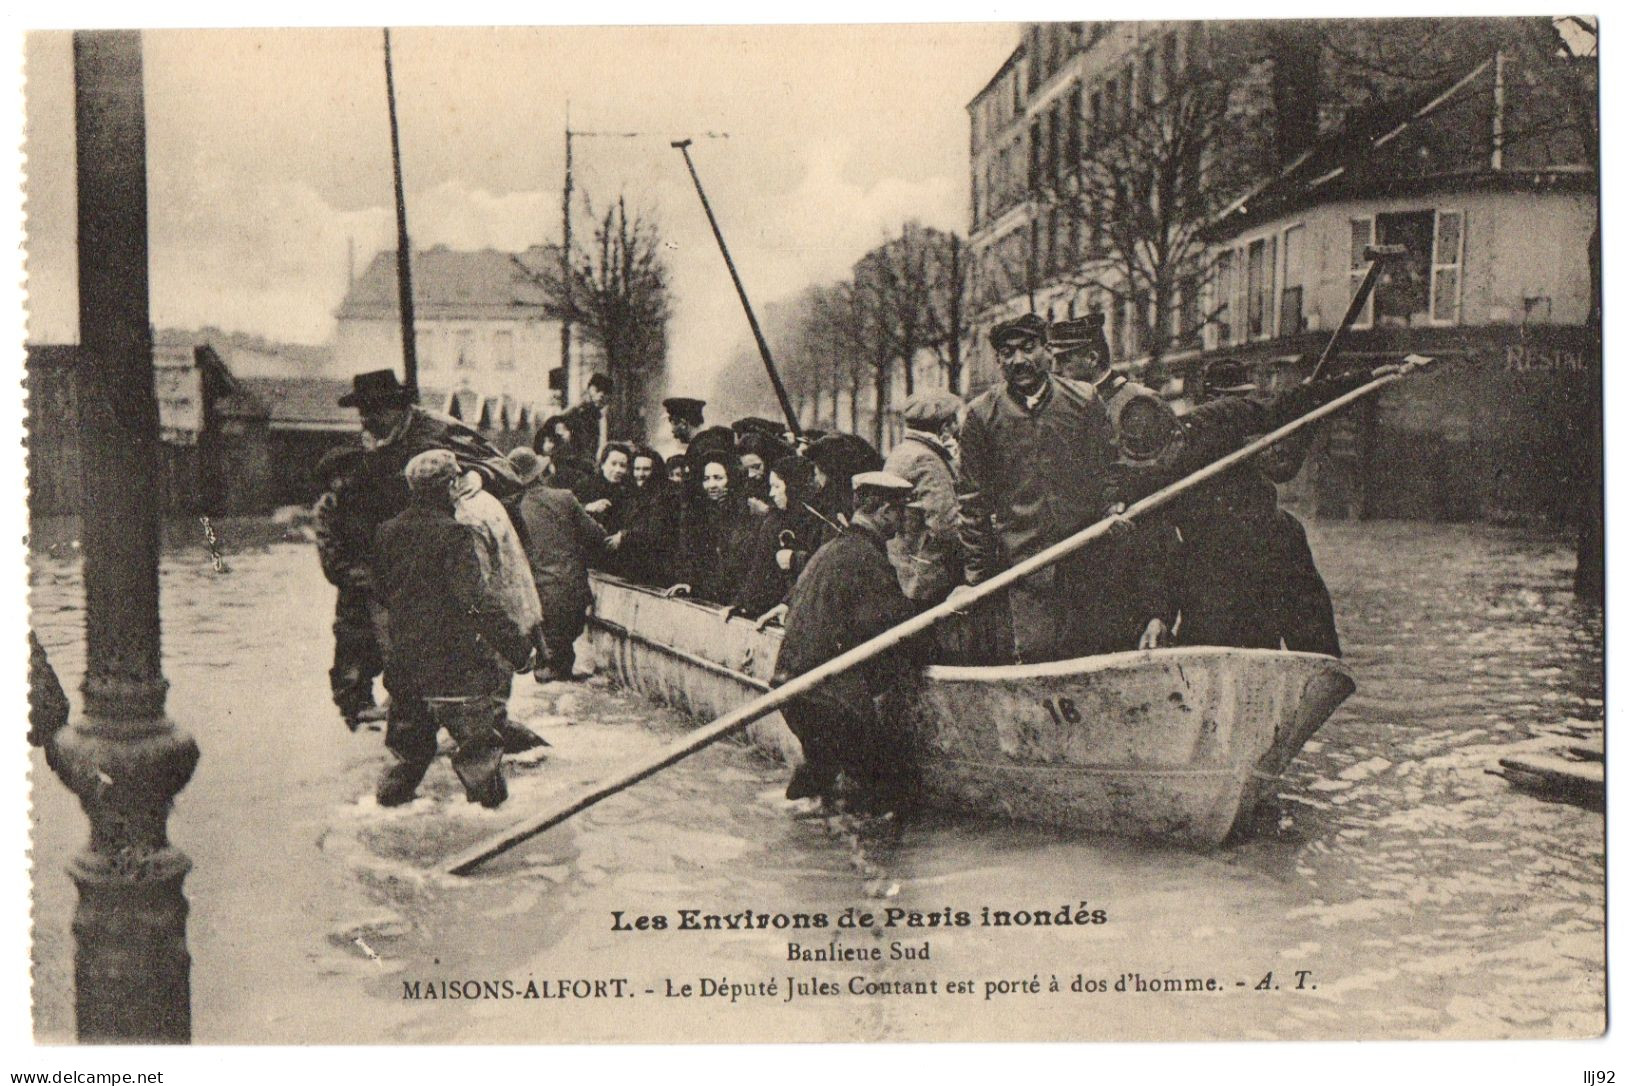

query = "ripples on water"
(28, 519), (1602, 1042)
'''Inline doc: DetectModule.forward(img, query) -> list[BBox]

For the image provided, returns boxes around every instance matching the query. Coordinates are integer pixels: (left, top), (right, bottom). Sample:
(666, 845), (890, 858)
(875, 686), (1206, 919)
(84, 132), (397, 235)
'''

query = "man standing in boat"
(953, 313), (1118, 663)
(774, 471), (923, 811)
(1048, 313), (1173, 654)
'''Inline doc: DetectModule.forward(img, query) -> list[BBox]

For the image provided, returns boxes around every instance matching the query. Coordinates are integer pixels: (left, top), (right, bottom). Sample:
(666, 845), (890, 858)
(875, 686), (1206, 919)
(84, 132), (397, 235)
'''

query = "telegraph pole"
(59, 28), (198, 1042)
(559, 100), (574, 409)
(383, 28), (419, 401)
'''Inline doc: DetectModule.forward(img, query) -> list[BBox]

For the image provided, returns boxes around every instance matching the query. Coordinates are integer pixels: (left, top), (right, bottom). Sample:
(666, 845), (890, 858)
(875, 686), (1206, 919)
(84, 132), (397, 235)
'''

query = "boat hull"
(587, 574), (1354, 846)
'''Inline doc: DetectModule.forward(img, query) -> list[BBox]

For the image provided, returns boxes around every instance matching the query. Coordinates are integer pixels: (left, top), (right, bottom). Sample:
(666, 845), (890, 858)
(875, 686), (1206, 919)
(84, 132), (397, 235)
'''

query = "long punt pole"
(440, 356), (1432, 876)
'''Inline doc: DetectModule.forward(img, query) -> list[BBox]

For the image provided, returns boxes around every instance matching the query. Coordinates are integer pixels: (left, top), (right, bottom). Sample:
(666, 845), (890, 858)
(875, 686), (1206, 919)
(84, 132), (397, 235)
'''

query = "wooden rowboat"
(586, 572), (1356, 846)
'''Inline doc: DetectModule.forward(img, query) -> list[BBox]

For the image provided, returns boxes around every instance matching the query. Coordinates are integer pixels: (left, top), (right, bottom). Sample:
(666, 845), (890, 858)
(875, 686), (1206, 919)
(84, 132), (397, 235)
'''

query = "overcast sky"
(23, 23), (1018, 399)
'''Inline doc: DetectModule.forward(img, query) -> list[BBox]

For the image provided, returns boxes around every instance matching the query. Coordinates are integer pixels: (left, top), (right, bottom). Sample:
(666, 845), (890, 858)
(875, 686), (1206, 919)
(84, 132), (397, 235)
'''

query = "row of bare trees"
(714, 221), (969, 449)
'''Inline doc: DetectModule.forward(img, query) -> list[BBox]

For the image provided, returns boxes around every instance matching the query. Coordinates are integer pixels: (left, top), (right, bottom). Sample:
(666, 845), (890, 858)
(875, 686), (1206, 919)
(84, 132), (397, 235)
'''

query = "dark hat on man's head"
(1203, 360), (1258, 397)
(338, 369), (414, 408)
(1049, 313), (1109, 362)
(663, 397), (707, 423)
(989, 313), (1049, 350)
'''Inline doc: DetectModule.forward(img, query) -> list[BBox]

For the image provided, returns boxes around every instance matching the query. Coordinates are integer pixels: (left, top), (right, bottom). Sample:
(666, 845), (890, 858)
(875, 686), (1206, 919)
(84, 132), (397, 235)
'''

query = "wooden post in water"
(55, 29), (199, 1042)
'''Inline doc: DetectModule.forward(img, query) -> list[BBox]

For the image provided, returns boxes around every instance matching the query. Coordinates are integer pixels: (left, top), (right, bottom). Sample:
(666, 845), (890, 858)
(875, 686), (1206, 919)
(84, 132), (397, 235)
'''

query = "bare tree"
(1052, 27), (1274, 372)
(528, 194), (671, 442)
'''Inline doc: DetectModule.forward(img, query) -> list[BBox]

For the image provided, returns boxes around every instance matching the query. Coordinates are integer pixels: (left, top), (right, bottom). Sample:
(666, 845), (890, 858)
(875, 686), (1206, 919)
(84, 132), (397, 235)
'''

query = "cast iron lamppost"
(52, 28), (198, 1043)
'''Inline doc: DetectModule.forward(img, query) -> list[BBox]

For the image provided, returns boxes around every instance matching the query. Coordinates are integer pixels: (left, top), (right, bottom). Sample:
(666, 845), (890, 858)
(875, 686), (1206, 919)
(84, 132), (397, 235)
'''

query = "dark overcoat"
(773, 523), (917, 720)
(513, 484), (608, 622)
(374, 503), (527, 697)
(957, 375), (1115, 583)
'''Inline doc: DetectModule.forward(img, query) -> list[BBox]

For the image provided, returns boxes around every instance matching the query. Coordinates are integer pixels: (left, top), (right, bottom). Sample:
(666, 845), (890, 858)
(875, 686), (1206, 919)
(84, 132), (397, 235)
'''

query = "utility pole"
(558, 99), (574, 409)
(383, 28), (419, 401)
(58, 28), (198, 1043)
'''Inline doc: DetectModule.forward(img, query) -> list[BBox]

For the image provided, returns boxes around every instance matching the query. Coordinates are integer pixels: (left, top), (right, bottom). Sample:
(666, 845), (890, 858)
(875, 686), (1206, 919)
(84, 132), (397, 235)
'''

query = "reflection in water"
(29, 520), (1602, 1042)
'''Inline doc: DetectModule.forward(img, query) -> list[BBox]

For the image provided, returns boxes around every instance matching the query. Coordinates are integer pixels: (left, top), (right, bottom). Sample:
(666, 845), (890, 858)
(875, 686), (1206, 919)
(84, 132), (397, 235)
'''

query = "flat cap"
(989, 312), (1049, 349)
(662, 397), (707, 421)
(902, 389), (965, 427)
(404, 449), (460, 491)
(851, 470), (915, 496)
(506, 446), (545, 485)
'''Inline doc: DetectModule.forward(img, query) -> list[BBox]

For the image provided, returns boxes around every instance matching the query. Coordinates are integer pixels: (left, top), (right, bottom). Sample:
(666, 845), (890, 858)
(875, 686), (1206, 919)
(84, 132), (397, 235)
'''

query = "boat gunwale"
(589, 572), (1350, 685)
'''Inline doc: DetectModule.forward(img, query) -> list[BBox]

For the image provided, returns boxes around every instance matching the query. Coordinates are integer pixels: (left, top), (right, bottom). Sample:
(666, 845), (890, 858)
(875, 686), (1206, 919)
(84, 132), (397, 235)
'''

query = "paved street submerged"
(29, 518), (1603, 1043)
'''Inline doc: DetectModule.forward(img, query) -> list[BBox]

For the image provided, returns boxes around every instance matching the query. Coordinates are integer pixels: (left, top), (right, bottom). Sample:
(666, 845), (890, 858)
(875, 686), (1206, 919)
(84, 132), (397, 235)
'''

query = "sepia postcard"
(13, 9), (1607, 1075)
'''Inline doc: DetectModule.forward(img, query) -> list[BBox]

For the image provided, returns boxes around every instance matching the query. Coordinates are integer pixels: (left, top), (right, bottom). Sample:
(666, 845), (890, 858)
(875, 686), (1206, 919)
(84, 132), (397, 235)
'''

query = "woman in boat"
(728, 452), (822, 621)
(804, 432), (882, 531)
(734, 432), (779, 511)
(618, 445), (682, 587)
(532, 414), (593, 497)
(672, 450), (755, 606)
(577, 441), (635, 572)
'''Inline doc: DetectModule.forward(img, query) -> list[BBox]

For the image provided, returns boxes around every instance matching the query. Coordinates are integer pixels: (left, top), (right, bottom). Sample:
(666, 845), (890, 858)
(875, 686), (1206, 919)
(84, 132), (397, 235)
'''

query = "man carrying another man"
(372, 451), (533, 808)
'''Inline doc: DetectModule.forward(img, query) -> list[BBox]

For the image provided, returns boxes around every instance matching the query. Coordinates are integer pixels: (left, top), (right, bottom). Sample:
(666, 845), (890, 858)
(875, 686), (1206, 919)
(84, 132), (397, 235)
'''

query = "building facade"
(965, 19), (1597, 523)
(333, 245), (589, 438)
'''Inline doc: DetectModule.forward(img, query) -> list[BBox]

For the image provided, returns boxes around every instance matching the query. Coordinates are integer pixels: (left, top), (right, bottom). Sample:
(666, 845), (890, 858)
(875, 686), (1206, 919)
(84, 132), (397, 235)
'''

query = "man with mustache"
(953, 313), (1117, 663)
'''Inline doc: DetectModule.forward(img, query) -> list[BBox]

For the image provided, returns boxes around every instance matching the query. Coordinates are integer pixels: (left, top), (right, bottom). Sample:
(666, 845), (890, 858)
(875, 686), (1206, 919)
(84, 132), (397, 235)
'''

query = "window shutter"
(1349, 218), (1374, 328)
(1431, 210), (1464, 325)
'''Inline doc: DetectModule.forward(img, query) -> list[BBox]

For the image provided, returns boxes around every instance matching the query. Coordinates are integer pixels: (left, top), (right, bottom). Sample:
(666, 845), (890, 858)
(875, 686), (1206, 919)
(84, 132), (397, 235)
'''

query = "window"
(1103, 79), (1119, 135)
(1162, 33), (1179, 93)
(1246, 236), (1276, 341)
(1431, 210), (1464, 324)
(1047, 107), (1062, 188)
(455, 329), (475, 368)
(1280, 224), (1305, 336)
(1351, 210), (1461, 329)
(1112, 294), (1130, 360)
(1177, 273), (1201, 348)
(494, 330), (515, 370)
(1349, 218), (1374, 327)
(1212, 250), (1235, 346)
(1088, 88), (1102, 150)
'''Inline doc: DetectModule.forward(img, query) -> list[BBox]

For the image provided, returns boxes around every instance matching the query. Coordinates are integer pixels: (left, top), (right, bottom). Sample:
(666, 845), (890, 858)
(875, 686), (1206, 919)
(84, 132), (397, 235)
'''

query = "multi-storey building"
(965, 20), (1597, 523)
(333, 245), (593, 439)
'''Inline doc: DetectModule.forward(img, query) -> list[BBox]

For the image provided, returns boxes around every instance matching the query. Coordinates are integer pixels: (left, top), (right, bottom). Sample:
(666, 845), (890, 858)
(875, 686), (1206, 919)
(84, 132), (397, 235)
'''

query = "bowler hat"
(989, 313), (1049, 350)
(731, 416), (788, 438)
(338, 369), (414, 408)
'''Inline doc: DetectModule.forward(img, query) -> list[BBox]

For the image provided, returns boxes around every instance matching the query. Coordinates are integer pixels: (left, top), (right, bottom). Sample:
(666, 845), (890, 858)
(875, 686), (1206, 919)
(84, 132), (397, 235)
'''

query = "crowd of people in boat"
(311, 310), (1376, 809)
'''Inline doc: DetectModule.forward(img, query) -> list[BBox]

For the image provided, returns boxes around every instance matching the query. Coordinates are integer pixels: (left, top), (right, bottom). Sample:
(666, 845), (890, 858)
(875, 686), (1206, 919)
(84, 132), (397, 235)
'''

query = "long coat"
(456, 490), (544, 639)
(882, 431), (961, 605)
(374, 503), (527, 697)
(957, 375), (1115, 583)
(773, 522), (917, 720)
(678, 493), (755, 606)
(513, 484), (608, 624)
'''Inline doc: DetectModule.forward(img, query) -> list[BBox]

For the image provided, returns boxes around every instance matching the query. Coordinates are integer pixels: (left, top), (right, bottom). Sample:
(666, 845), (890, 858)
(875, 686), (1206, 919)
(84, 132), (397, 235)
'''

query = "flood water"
(29, 519), (1603, 1043)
